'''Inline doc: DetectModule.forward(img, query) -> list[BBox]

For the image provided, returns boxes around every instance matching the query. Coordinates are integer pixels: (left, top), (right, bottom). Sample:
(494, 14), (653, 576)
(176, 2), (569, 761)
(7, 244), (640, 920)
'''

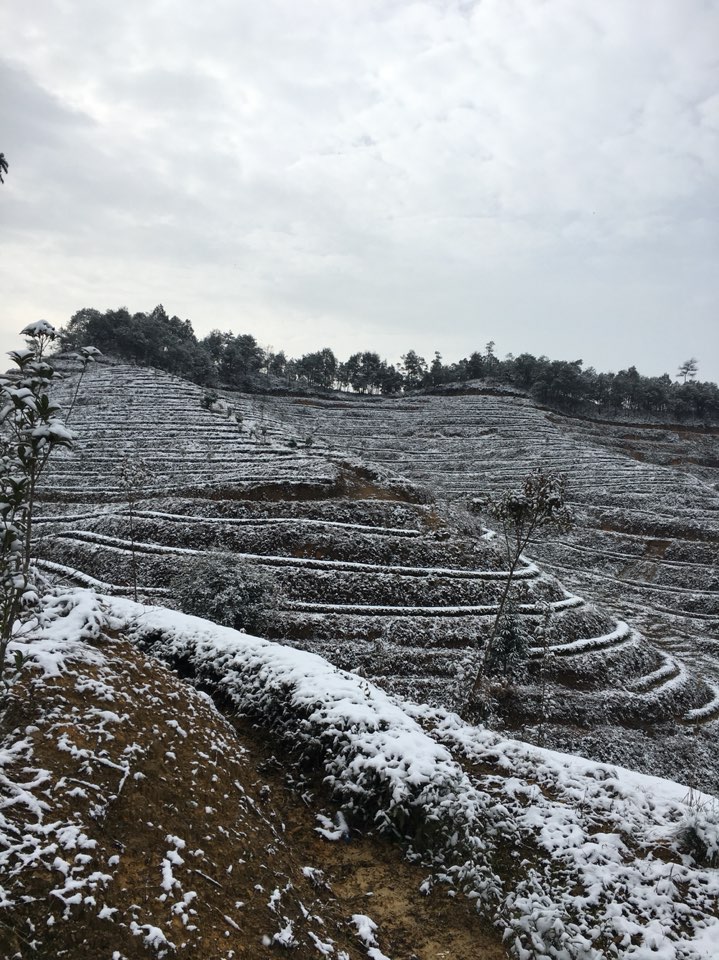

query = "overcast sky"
(1, 0), (718, 381)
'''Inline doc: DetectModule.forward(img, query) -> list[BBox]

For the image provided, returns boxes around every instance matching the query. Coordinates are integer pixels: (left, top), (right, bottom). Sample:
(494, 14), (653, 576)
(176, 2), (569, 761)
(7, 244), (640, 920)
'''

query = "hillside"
(32, 361), (719, 795)
(1, 589), (717, 959)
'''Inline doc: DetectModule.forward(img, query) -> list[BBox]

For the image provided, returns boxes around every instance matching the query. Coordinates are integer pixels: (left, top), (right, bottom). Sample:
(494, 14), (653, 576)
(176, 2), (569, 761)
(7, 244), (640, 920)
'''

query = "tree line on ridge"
(59, 305), (717, 422)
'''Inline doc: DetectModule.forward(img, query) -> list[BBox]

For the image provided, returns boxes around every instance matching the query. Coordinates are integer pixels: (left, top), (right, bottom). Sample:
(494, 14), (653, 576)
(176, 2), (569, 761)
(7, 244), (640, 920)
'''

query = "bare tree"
(469, 468), (573, 702)
(0, 153), (8, 184)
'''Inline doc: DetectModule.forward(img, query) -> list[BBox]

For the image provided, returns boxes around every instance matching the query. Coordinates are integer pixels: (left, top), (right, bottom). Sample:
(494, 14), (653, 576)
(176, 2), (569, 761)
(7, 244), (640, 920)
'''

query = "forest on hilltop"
(60, 304), (719, 421)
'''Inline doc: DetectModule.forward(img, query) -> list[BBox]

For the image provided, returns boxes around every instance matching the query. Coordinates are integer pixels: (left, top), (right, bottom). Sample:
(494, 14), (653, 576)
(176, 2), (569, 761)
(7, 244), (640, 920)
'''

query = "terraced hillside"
(265, 390), (719, 689)
(35, 361), (719, 790)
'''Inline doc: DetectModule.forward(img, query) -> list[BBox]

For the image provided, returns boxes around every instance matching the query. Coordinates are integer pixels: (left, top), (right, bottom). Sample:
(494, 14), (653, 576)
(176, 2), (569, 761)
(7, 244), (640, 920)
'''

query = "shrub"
(676, 790), (719, 867)
(485, 611), (530, 683)
(169, 552), (281, 634)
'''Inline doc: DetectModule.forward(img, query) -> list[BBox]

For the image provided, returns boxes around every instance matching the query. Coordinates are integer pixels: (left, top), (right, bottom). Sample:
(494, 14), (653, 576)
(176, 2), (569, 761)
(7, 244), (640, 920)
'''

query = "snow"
(686, 920), (719, 959)
(48, 526), (539, 579)
(352, 913), (378, 945)
(20, 320), (56, 338)
(686, 683), (719, 721)
(9, 590), (107, 677)
(272, 920), (297, 947)
(351, 914), (392, 960)
(103, 594), (719, 960)
(3, 585), (717, 958)
(130, 920), (171, 950)
(315, 812), (351, 841)
(133, 508), (422, 537)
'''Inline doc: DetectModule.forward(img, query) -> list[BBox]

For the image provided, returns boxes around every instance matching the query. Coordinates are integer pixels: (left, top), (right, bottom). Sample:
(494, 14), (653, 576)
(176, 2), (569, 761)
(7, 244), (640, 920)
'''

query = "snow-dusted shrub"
(169, 552), (281, 633)
(484, 612), (530, 683)
(200, 390), (219, 410)
(676, 791), (719, 867)
(1, 323), (97, 683)
(115, 598), (508, 873)
(111, 598), (719, 960)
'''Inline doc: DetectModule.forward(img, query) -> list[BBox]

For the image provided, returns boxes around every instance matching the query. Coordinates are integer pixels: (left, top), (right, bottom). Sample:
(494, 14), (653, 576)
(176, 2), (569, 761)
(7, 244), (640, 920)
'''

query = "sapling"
(0, 323), (98, 688)
(469, 467), (573, 705)
(534, 601), (558, 745)
(66, 346), (102, 422)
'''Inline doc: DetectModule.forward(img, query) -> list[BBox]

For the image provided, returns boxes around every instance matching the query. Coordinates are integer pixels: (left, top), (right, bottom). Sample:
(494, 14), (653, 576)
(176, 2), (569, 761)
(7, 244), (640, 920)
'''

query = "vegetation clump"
(170, 552), (281, 634)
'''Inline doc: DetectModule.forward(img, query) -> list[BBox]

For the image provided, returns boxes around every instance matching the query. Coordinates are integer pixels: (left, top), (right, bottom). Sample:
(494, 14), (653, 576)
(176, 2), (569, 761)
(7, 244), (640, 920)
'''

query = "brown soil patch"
(643, 540), (671, 559)
(336, 466), (426, 505)
(232, 719), (509, 960)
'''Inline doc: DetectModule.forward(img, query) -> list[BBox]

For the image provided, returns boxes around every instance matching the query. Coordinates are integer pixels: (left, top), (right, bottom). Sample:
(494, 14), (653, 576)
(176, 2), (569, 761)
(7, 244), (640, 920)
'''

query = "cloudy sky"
(2, 0), (718, 381)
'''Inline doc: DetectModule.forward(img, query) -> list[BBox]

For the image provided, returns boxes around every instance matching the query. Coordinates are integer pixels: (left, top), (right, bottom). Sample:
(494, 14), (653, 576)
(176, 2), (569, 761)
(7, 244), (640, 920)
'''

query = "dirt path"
(232, 717), (509, 960)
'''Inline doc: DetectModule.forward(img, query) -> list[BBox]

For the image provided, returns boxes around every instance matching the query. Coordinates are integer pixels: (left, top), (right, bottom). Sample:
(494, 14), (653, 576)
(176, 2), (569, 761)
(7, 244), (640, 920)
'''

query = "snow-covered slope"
(263, 390), (719, 671)
(2, 591), (717, 960)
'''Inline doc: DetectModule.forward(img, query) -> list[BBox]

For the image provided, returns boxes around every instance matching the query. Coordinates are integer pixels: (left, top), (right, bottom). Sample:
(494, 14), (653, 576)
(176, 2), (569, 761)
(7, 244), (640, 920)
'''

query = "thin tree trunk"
(128, 499), (138, 603)
(470, 552), (519, 700)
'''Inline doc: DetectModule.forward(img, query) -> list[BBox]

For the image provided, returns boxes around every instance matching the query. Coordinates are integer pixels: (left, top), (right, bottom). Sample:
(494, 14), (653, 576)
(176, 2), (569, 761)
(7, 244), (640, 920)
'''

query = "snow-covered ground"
(2, 590), (717, 959)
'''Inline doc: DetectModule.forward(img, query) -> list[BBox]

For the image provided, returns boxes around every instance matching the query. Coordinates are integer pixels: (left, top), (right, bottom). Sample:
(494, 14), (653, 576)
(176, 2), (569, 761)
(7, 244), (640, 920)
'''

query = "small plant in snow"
(200, 390), (219, 410)
(169, 552), (281, 634)
(484, 608), (530, 684)
(534, 601), (558, 744)
(1, 322), (97, 685)
(676, 789), (719, 867)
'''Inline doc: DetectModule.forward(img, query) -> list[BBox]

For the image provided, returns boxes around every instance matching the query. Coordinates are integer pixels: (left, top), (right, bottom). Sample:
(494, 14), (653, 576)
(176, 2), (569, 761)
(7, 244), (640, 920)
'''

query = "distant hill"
(59, 304), (719, 422)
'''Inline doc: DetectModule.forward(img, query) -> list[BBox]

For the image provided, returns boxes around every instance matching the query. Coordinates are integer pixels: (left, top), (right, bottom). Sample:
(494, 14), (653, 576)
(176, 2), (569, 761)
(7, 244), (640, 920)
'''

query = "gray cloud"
(1, 0), (717, 381)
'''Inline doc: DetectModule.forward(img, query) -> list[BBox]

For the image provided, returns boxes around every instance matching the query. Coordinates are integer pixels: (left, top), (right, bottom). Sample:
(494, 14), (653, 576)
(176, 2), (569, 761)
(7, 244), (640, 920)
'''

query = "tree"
(60, 306), (136, 358)
(266, 350), (287, 377)
(400, 350), (427, 390)
(117, 456), (153, 602)
(61, 306), (214, 385)
(544, 359), (584, 409)
(0, 153), (8, 183)
(340, 352), (385, 393)
(464, 351), (485, 379)
(201, 329), (234, 366)
(376, 362), (404, 395)
(296, 348), (337, 389)
(678, 358), (699, 384)
(511, 353), (540, 388)
(427, 352), (445, 386)
(219, 334), (265, 387)
(484, 340), (498, 376)
(469, 468), (573, 701)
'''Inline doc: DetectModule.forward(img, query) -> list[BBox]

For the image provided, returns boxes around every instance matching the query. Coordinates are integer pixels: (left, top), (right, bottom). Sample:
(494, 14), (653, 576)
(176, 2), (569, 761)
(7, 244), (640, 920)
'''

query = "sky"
(1, 0), (718, 381)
